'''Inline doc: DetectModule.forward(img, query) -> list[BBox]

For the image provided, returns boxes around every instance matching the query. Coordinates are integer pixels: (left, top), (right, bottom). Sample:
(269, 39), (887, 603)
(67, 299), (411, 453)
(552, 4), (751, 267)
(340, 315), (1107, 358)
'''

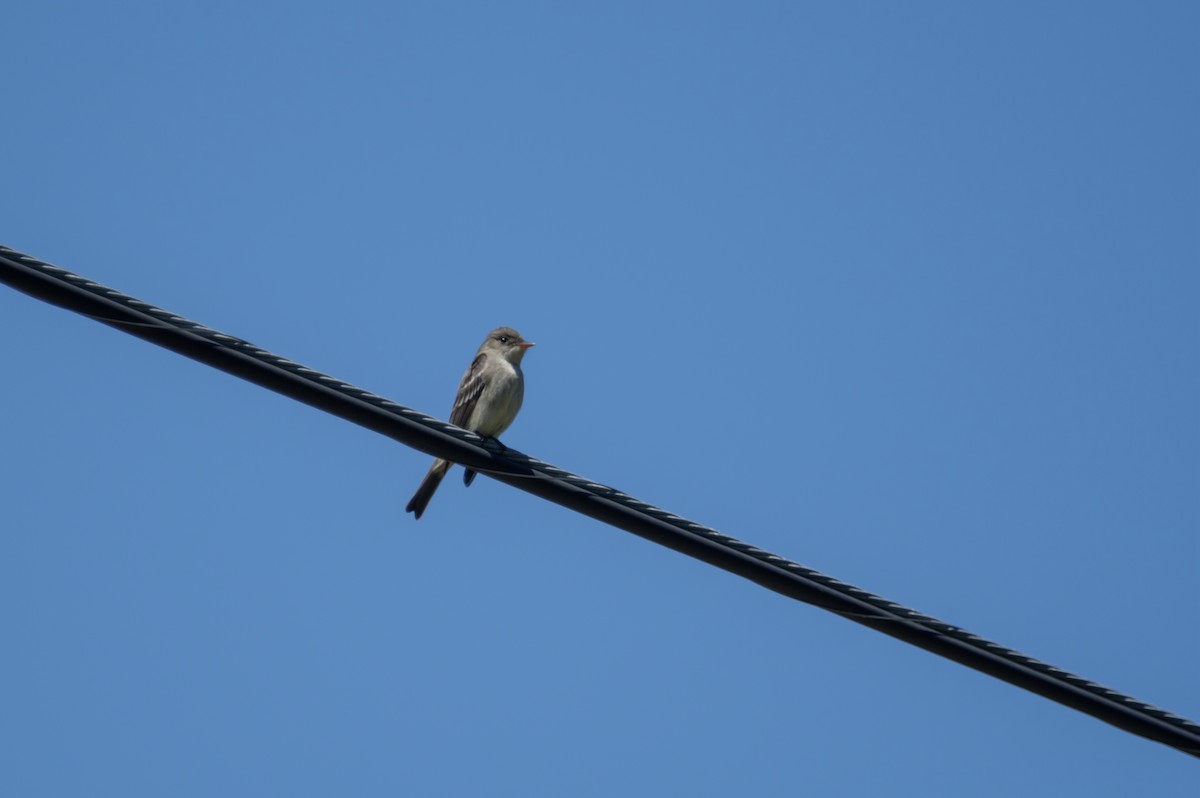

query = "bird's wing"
(449, 352), (488, 429)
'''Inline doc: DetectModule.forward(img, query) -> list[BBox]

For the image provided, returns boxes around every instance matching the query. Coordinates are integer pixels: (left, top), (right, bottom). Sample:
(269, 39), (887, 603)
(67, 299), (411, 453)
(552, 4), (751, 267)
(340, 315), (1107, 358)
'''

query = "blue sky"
(2, 2), (1197, 794)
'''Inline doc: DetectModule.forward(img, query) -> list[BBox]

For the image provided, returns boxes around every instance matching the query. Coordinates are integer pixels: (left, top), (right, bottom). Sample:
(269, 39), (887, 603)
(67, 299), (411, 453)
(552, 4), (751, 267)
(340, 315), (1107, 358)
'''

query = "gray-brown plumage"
(405, 327), (534, 519)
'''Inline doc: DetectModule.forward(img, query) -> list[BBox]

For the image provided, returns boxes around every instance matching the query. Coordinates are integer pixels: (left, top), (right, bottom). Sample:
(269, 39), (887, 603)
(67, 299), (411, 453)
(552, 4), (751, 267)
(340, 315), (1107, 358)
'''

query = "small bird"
(405, 327), (535, 519)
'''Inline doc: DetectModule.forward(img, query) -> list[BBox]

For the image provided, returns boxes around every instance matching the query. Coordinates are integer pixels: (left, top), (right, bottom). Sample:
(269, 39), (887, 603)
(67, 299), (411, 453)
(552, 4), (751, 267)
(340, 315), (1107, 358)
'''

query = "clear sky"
(2, 2), (1197, 794)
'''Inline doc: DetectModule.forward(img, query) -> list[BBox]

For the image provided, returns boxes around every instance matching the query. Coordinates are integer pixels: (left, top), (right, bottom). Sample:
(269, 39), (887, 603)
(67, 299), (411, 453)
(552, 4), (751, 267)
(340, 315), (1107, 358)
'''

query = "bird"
(405, 327), (534, 519)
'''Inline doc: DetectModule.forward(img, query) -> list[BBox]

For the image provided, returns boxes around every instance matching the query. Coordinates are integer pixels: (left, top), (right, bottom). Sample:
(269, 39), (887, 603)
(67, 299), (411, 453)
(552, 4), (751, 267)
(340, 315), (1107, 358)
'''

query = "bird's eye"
(499, 335), (509, 344)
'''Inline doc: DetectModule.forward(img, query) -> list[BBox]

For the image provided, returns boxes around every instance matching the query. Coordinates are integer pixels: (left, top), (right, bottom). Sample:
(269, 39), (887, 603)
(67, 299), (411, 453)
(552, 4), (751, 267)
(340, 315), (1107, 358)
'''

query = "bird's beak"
(518, 341), (536, 350)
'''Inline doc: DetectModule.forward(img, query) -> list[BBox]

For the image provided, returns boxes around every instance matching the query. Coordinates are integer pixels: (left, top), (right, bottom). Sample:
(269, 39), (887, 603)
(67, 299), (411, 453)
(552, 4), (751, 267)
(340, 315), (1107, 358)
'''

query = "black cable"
(3, 243), (1197, 759)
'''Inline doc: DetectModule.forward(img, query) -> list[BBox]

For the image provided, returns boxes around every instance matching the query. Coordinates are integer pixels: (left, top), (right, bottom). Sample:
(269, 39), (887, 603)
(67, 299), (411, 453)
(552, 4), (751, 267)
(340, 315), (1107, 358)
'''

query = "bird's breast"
(470, 363), (524, 438)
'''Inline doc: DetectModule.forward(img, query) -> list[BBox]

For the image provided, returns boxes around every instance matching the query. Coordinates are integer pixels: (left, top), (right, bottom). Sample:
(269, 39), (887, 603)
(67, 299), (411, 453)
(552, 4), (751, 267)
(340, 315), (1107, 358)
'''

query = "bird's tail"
(406, 459), (451, 519)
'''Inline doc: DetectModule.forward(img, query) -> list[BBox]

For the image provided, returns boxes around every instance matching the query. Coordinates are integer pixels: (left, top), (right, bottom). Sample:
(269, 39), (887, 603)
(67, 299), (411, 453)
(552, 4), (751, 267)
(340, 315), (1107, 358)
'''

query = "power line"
(2, 242), (1197, 759)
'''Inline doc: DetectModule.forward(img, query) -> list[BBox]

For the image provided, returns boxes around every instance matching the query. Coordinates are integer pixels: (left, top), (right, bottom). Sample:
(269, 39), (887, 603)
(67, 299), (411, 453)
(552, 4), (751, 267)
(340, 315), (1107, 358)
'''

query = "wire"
(3, 243), (1197, 759)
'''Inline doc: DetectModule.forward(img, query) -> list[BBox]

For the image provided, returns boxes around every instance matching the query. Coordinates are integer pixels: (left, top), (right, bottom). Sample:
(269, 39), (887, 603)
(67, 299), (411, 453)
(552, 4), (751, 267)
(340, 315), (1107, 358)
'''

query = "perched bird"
(405, 327), (534, 519)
